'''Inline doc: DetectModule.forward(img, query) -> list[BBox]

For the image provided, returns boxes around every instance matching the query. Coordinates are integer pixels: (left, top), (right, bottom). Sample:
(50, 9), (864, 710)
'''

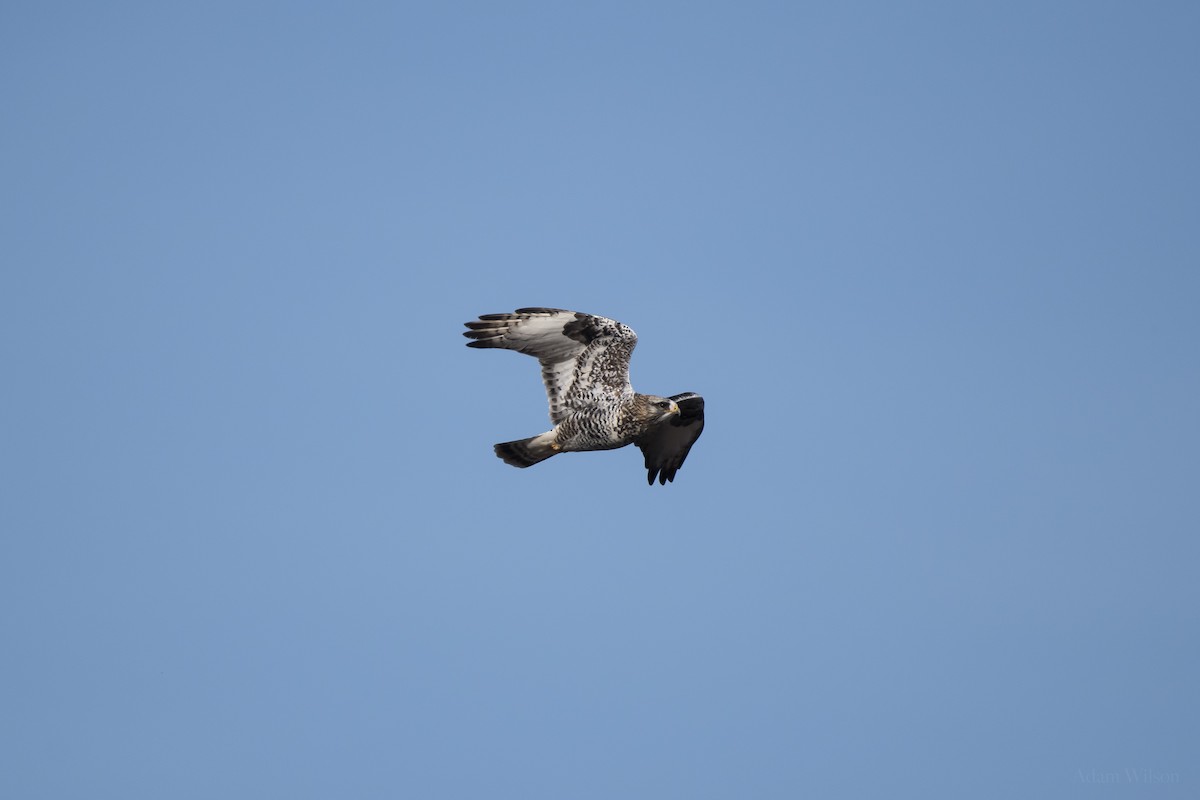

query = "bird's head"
(648, 395), (680, 421)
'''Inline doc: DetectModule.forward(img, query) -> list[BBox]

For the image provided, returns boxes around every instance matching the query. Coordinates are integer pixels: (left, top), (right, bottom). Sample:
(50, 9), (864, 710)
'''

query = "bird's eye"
(657, 401), (669, 408)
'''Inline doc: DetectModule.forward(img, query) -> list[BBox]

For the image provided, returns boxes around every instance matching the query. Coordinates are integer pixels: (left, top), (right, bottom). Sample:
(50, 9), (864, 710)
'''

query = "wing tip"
(645, 467), (678, 485)
(463, 328), (502, 347)
(514, 306), (570, 315)
(470, 307), (569, 319)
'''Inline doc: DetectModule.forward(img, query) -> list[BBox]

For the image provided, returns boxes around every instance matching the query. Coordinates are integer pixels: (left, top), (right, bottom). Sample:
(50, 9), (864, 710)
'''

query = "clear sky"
(3, 2), (1198, 798)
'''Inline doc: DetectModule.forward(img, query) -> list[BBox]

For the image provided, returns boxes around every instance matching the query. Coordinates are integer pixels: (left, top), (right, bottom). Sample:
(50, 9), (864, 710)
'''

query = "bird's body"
(463, 307), (705, 484)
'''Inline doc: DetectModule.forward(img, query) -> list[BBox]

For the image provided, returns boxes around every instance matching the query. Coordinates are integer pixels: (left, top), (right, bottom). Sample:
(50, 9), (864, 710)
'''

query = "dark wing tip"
(645, 466), (679, 485)
(463, 328), (502, 346)
(465, 309), (571, 345)
(463, 318), (509, 346)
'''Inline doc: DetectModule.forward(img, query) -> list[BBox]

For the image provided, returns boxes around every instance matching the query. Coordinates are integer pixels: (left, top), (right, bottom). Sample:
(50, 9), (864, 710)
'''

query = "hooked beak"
(670, 401), (680, 415)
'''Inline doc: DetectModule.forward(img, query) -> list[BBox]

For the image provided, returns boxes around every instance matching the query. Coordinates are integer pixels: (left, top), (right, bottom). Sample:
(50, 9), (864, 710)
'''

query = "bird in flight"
(463, 308), (705, 485)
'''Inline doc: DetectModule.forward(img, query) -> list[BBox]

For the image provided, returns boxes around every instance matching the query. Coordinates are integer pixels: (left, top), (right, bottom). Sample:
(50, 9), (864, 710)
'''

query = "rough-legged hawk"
(463, 308), (705, 485)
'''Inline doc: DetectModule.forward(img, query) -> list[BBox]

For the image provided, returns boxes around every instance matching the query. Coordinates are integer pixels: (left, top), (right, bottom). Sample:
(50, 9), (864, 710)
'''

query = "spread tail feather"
(494, 432), (558, 468)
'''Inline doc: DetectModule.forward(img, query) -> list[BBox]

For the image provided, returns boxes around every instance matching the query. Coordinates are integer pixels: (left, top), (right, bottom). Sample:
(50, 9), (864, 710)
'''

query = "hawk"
(463, 308), (705, 485)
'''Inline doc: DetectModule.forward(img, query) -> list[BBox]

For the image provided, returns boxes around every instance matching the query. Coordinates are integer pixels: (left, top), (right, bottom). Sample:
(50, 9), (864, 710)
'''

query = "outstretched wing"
(463, 307), (638, 424)
(636, 392), (705, 485)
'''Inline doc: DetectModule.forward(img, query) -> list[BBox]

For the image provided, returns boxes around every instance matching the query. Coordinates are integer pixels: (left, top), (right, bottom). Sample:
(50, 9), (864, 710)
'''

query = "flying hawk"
(463, 308), (705, 485)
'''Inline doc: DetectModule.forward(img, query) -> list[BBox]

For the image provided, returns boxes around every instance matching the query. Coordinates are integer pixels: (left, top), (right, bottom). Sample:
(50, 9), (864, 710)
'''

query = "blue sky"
(3, 2), (1198, 798)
